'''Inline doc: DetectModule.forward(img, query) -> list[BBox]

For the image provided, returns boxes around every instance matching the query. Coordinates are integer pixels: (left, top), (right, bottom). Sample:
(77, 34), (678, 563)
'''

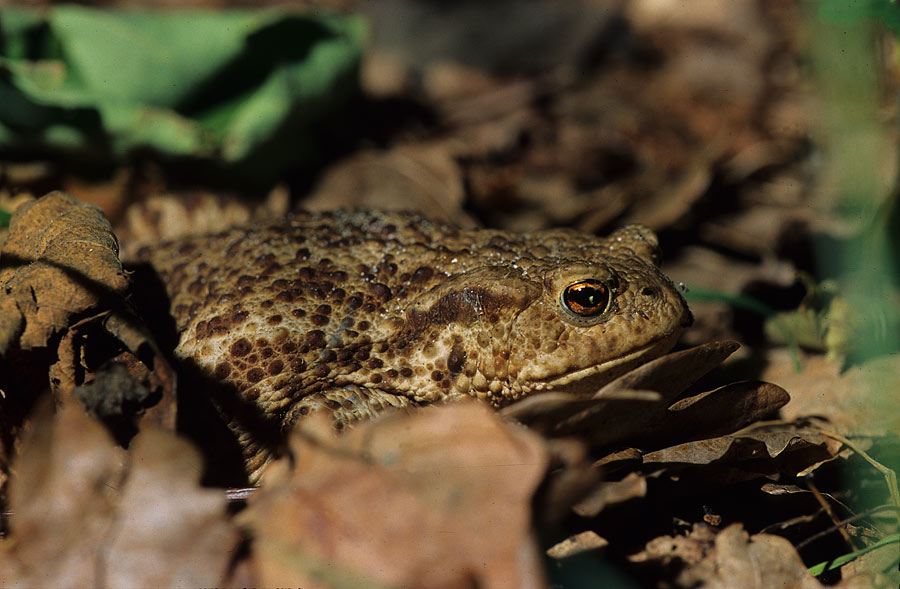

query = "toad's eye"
(562, 280), (611, 317)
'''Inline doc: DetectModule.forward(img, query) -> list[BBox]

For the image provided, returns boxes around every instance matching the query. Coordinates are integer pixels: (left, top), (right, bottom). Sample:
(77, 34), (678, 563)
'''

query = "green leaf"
(49, 7), (271, 107)
(0, 7), (365, 179)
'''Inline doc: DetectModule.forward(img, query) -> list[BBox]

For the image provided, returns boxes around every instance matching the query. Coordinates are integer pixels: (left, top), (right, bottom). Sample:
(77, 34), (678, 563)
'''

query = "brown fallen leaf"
(302, 145), (474, 226)
(642, 430), (841, 476)
(502, 341), (741, 433)
(575, 380), (789, 450)
(838, 542), (900, 587)
(661, 381), (791, 442)
(630, 522), (718, 569)
(103, 428), (242, 587)
(0, 192), (175, 451)
(503, 341), (789, 454)
(0, 396), (241, 588)
(572, 471), (648, 518)
(240, 401), (548, 589)
(632, 524), (823, 589)
(692, 525), (823, 589)
(764, 349), (900, 437)
(592, 340), (742, 403)
(0, 191), (128, 353)
(0, 396), (124, 588)
(546, 530), (609, 559)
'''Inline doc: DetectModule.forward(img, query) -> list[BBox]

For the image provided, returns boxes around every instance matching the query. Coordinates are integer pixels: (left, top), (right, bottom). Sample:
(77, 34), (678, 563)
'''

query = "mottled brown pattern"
(138, 210), (692, 479)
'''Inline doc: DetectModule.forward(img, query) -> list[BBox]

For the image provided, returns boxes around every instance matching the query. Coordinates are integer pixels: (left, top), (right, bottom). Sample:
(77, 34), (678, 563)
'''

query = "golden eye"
(562, 280), (611, 317)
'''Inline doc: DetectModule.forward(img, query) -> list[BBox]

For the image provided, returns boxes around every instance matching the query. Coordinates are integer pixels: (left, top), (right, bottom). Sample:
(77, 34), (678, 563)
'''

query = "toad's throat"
(528, 329), (683, 395)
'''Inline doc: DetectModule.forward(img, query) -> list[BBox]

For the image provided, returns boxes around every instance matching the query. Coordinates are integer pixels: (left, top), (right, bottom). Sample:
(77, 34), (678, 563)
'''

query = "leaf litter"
(0, 192), (175, 489)
(241, 401), (548, 588)
(0, 190), (893, 587)
(0, 396), (239, 588)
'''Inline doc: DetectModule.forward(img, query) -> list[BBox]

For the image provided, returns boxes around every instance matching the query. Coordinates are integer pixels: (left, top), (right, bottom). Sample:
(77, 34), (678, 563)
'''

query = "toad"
(136, 210), (692, 479)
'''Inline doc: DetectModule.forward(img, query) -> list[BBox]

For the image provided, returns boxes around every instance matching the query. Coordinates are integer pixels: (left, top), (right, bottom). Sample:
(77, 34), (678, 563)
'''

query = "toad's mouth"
(529, 328), (684, 396)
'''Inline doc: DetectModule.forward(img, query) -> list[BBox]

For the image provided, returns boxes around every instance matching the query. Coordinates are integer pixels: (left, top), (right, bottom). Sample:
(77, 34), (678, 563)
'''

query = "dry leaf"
(0, 397), (125, 588)
(0, 396), (240, 587)
(241, 401), (548, 588)
(633, 524), (823, 589)
(593, 340), (741, 402)
(631, 523), (718, 568)
(764, 349), (900, 436)
(502, 341), (741, 436)
(642, 430), (839, 475)
(302, 145), (473, 225)
(572, 471), (647, 518)
(0, 191), (176, 446)
(0, 191), (128, 353)
(503, 341), (789, 454)
(698, 525), (823, 589)
(838, 543), (900, 588)
(546, 531), (609, 559)
(103, 429), (242, 587)
(663, 381), (791, 440)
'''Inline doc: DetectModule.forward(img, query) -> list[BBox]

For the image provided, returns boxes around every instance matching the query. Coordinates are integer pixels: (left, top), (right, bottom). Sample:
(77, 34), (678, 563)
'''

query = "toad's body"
(138, 210), (691, 477)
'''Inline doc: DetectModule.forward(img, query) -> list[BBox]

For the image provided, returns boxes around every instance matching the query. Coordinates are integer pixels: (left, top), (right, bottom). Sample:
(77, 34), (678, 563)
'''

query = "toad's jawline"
(527, 328), (685, 395)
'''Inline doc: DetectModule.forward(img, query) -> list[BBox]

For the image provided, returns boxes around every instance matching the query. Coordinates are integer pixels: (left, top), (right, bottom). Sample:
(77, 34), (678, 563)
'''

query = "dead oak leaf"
(241, 400), (548, 589)
(0, 397), (240, 588)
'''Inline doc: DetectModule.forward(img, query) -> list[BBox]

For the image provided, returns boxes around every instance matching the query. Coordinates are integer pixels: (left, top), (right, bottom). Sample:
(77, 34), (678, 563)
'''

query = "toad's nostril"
(640, 286), (657, 297)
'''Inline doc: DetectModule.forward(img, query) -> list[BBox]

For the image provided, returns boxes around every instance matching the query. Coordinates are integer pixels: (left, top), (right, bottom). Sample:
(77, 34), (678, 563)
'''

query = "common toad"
(137, 210), (692, 478)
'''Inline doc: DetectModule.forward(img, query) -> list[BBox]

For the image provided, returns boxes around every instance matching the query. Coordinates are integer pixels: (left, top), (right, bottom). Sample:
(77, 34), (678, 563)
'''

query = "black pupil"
(574, 287), (603, 307)
(565, 280), (609, 316)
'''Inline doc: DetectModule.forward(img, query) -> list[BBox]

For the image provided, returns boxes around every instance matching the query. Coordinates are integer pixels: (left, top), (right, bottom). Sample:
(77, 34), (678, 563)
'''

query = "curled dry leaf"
(546, 530), (609, 559)
(663, 381), (791, 441)
(0, 191), (175, 441)
(0, 396), (240, 588)
(591, 340), (742, 403)
(503, 341), (815, 529)
(642, 430), (842, 475)
(572, 471), (648, 518)
(0, 191), (128, 353)
(240, 401), (548, 589)
(502, 341), (740, 432)
(558, 428), (840, 525)
(502, 341), (789, 452)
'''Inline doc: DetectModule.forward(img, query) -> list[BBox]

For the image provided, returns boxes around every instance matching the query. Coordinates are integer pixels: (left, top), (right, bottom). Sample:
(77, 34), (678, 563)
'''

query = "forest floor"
(0, 1), (898, 587)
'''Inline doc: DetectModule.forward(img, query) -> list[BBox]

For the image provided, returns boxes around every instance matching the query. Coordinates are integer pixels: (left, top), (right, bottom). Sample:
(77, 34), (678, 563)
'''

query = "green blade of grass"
(807, 533), (900, 576)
